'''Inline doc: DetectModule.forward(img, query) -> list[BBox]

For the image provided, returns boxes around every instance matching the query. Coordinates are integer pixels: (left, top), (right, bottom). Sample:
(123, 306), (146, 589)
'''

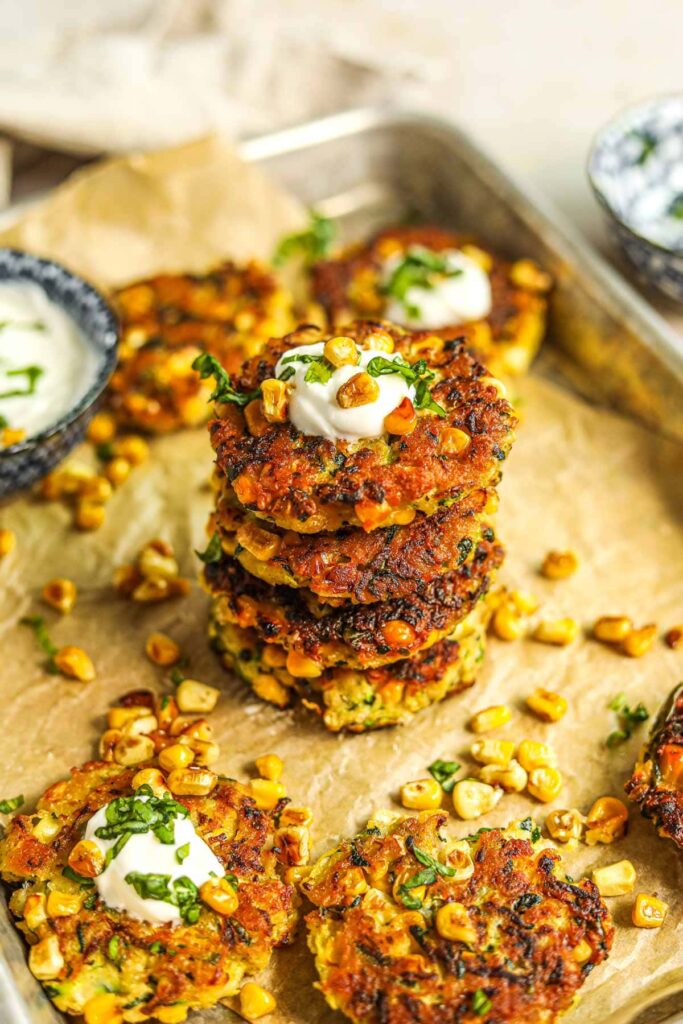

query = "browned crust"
(211, 322), (515, 533)
(625, 683), (683, 849)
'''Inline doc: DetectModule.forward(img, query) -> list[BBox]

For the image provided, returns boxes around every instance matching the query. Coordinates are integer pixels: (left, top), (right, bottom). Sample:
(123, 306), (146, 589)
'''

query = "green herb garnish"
(365, 355), (446, 416)
(630, 129), (658, 165)
(472, 988), (492, 1016)
(20, 615), (59, 673)
(149, 940), (165, 954)
(196, 531), (222, 564)
(62, 865), (95, 888)
(124, 872), (201, 925)
(94, 786), (190, 863)
(411, 843), (456, 878)
(428, 759), (460, 793)
(669, 194), (683, 220)
(107, 935), (120, 962)
(277, 352), (335, 386)
(519, 816), (542, 843)
(170, 667), (185, 686)
(176, 842), (190, 865)
(0, 794), (23, 814)
(383, 246), (463, 322)
(273, 211), (336, 266)
(192, 352), (260, 408)
(0, 364), (44, 400)
(607, 694), (649, 747)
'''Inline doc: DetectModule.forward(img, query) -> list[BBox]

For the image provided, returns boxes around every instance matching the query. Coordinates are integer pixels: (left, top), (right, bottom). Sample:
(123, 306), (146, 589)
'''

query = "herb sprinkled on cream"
(382, 245), (492, 329)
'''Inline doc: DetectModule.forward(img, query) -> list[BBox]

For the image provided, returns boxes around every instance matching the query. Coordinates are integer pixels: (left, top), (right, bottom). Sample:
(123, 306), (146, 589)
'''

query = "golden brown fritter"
(212, 480), (494, 605)
(311, 225), (552, 377)
(305, 811), (613, 1024)
(109, 261), (293, 432)
(625, 682), (683, 850)
(210, 322), (515, 534)
(209, 598), (491, 731)
(0, 761), (299, 1022)
(203, 534), (503, 671)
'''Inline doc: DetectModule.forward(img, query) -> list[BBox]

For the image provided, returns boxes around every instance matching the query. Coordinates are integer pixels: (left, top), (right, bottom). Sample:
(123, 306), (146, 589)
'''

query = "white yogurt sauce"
(383, 249), (492, 329)
(276, 341), (414, 442)
(85, 797), (224, 926)
(0, 280), (98, 437)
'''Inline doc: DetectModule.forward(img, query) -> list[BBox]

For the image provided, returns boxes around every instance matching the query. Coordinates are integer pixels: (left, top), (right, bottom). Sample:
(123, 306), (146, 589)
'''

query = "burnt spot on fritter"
(625, 683), (683, 849)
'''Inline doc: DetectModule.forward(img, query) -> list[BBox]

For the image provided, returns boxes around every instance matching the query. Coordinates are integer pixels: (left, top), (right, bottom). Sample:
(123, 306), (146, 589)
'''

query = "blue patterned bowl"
(0, 250), (119, 498)
(588, 94), (683, 302)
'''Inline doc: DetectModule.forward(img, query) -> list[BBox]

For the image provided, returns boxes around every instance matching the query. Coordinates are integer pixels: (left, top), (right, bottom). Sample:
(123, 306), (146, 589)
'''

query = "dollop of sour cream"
(0, 280), (98, 438)
(85, 796), (224, 926)
(275, 341), (414, 442)
(383, 249), (492, 329)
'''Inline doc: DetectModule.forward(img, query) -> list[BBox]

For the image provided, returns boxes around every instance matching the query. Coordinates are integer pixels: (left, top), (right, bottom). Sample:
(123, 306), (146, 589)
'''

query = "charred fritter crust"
(311, 225), (551, 377)
(204, 535), (503, 670)
(304, 812), (613, 1024)
(213, 480), (494, 604)
(0, 761), (299, 1022)
(110, 261), (293, 432)
(209, 599), (490, 731)
(625, 683), (683, 849)
(211, 322), (515, 534)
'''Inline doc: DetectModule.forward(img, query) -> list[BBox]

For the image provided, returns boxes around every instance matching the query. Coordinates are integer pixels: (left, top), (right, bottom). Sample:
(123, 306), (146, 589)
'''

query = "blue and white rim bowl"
(0, 249), (119, 499)
(588, 94), (683, 303)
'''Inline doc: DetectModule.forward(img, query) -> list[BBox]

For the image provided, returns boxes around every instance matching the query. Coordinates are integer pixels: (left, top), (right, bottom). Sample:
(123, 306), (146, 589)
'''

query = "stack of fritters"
(203, 320), (516, 731)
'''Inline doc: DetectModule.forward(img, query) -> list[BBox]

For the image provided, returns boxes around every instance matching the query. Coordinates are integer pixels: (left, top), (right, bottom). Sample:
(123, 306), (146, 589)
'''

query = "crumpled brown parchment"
(0, 138), (682, 1024)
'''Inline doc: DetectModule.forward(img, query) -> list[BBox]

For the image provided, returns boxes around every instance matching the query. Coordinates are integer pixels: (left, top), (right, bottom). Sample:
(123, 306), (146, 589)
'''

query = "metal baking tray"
(2, 107), (682, 1024)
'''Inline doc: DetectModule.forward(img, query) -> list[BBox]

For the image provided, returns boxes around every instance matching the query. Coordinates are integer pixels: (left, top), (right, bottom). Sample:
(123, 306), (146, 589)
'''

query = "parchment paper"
(0, 139), (682, 1024)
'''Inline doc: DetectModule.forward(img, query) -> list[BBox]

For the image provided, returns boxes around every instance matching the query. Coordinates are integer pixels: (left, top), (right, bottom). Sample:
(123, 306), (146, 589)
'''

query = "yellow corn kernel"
(622, 624), (657, 658)
(509, 590), (539, 615)
(113, 735), (155, 767)
(46, 891), (82, 918)
(479, 759), (528, 793)
(470, 739), (515, 767)
(275, 825), (311, 866)
(255, 754), (283, 782)
(261, 378), (289, 424)
(28, 934), (64, 981)
(572, 939), (593, 964)
(279, 806), (313, 828)
(145, 631), (180, 667)
(183, 738), (220, 767)
(75, 501), (106, 531)
(509, 258), (552, 293)
(236, 520), (281, 561)
(167, 766), (217, 797)
(41, 578), (77, 614)
(107, 706), (149, 729)
(546, 808), (584, 843)
(68, 839), (105, 878)
(336, 371), (380, 409)
(444, 840), (475, 881)
(121, 713), (158, 737)
(104, 456), (131, 488)
(131, 768), (168, 796)
(199, 877), (239, 916)
(452, 779), (502, 820)
(261, 645), (287, 668)
(324, 335), (359, 368)
(240, 982), (277, 1019)
(400, 778), (442, 811)
(32, 814), (62, 844)
(382, 619), (417, 648)
(469, 705), (512, 734)
(284, 865), (311, 886)
(99, 728), (122, 761)
(526, 687), (568, 723)
(384, 397), (417, 436)
(84, 993), (124, 1024)
(250, 778), (286, 810)
(440, 427), (470, 454)
(492, 602), (525, 641)
(593, 615), (632, 644)
(541, 550), (578, 579)
(244, 399), (270, 438)
(435, 901), (477, 944)
(285, 650), (322, 678)
(157, 694), (179, 730)
(591, 859), (636, 897)
(172, 718), (214, 742)
(138, 542), (178, 580)
(517, 739), (557, 773)
(23, 893), (47, 931)
(632, 893), (668, 928)
(87, 411), (117, 445)
(175, 679), (220, 714)
(480, 375), (507, 399)
(365, 330), (395, 353)
(60, 461), (95, 494)
(114, 435), (149, 466)
(252, 672), (290, 707)
(80, 475), (113, 504)
(159, 743), (195, 772)
(54, 645), (95, 682)
(0, 528), (16, 557)
(533, 618), (578, 646)
(155, 1008), (188, 1024)
(584, 797), (628, 845)
(527, 766), (563, 803)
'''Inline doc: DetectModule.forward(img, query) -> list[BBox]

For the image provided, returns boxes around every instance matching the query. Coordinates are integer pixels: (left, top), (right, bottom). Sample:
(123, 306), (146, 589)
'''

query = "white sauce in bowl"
(383, 249), (492, 329)
(276, 341), (414, 442)
(86, 797), (224, 926)
(0, 280), (99, 438)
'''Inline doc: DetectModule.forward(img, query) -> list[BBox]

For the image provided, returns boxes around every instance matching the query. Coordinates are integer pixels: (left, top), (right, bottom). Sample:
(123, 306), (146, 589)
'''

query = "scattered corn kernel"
(145, 631), (180, 666)
(131, 768), (168, 796)
(114, 735), (155, 766)
(87, 412), (116, 445)
(159, 743), (195, 772)
(244, 399), (270, 437)
(185, 738), (220, 767)
(83, 993), (124, 1024)
(572, 939), (593, 964)
(54, 645), (95, 682)
(632, 893), (668, 928)
(517, 739), (557, 772)
(479, 760), (528, 793)
(138, 542), (178, 580)
(68, 838), (105, 878)
(236, 520), (282, 561)
(99, 728), (122, 761)
(280, 806), (313, 828)
(384, 397), (417, 436)
(199, 877), (239, 916)
(261, 378), (289, 424)
(252, 672), (290, 707)
(250, 778), (286, 810)
(365, 330), (394, 353)
(75, 500), (106, 531)
(261, 645), (287, 669)
(173, 718), (213, 742)
(240, 982), (277, 1019)
(0, 528), (16, 558)
(435, 901), (477, 944)
(440, 427), (470, 454)
(400, 778), (442, 811)
(509, 258), (553, 293)
(29, 934), (64, 981)
(444, 840), (475, 881)
(175, 679), (220, 713)
(285, 650), (322, 678)
(104, 456), (132, 488)
(469, 705), (511, 734)
(275, 825), (310, 866)
(470, 738), (515, 767)
(452, 779), (502, 820)
(336, 371), (380, 409)
(46, 891), (82, 918)
(167, 767), (217, 797)
(533, 618), (578, 646)
(492, 602), (525, 641)
(591, 859), (636, 897)
(80, 475), (113, 504)
(546, 808), (584, 843)
(593, 615), (632, 644)
(622, 624), (657, 658)
(527, 765), (563, 803)
(324, 335), (358, 368)
(509, 590), (539, 615)
(255, 754), (284, 782)
(114, 435), (149, 465)
(382, 619), (416, 648)
(41, 578), (77, 614)
(526, 687), (568, 723)
(541, 550), (578, 579)
(584, 797), (628, 845)
(23, 893), (47, 931)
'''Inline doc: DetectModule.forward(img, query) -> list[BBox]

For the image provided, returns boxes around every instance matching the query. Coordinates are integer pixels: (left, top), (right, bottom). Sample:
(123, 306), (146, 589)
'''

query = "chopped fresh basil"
(62, 865), (95, 888)
(94, 787), (189, 859)
(606, 694), (649, 747)
(519, 817), (542, 843)
(170, 667), (185, 687)
(273, 211), (336, 266)
(124, 871), (201, 925)
(107, 935), (120, 961)
(669, 194), (683, 220)
(410, 842), (456, 878)
(196, 531), (223, 564)
(383, 246), (462, 321)
(0, 364), (44, 400)
(20, 615), (59, 674)
(192, 352), (260, 408)
(365, 355), (446, 416)
(0, 794), (23, 814)
(149, 940), (165, 954)
(629, 129), (658, 165)
(472, 988), (492, 1016)
(176, 842), (190, 865)
(278, 352), (334, 385)
(428, 759), (460, 793)
(225, 872), (239, 890)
